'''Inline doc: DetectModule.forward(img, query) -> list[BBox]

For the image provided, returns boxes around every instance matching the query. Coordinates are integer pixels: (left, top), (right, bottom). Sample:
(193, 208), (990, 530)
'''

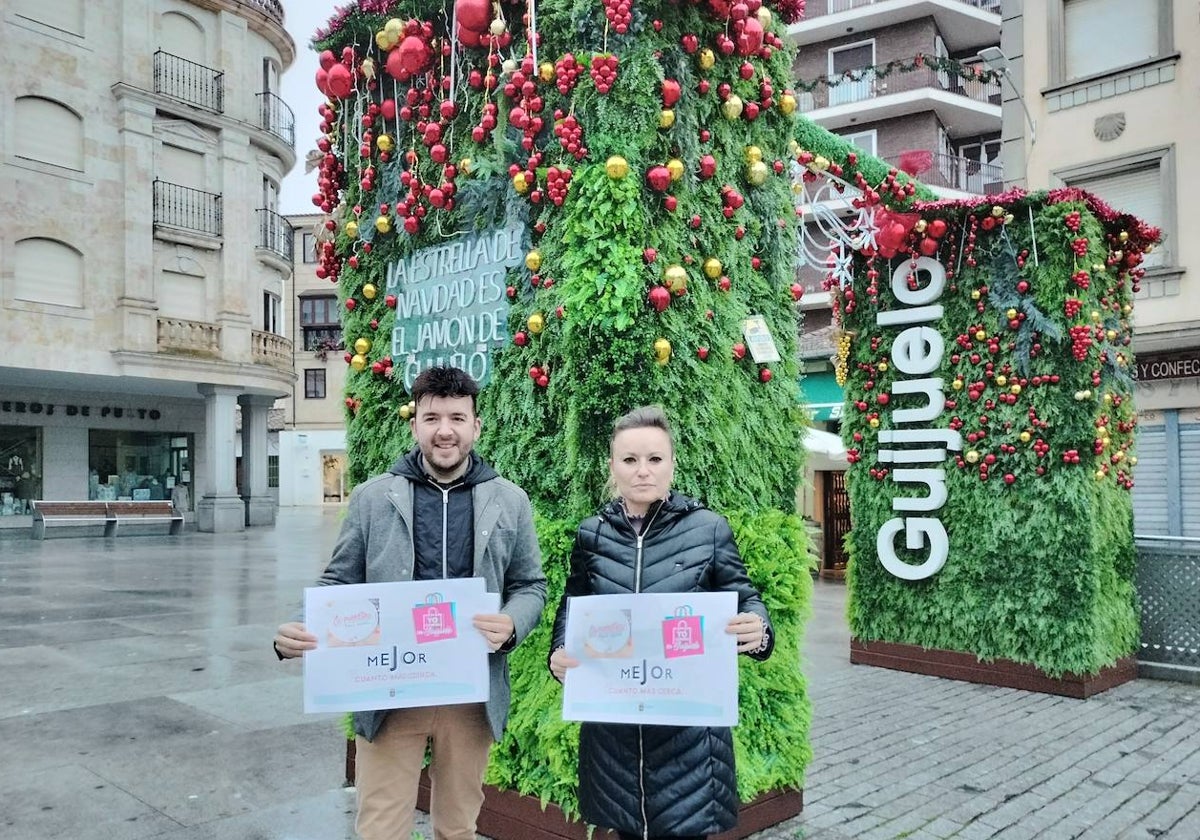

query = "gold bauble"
(374, 215), (391, 233)
(778, 93), (797, 115)
(666, 158), (685, 181)
(721, 95), (743, 120)
(698, 48), (715, 70)
(701, 258), (722, 279)
(965, 450), (980, 464)
(345, 220), (359, 238)
(525, 250), (542, 271)
(745, 145), (763, 164)
(746, 160), (769, 185)
(1019, 431), (1032, 443)
(376, 134), (394, 152)
(539, 62), (555, 83)
(353, 337), (371, 355)
(653, 337), (672, 364)
(362, 283), (377, 300)
(527, 312), (546, 334)
(665, 264), (688, 292)
(605, 156), (629, 179)
(756, 7), (773, 27)
(512, 172), (530, 194)
(350, 354), (367, 371)
(398, 403), (412, 420)
(659, 109), (676, 129)
(459, 157), (473, 175)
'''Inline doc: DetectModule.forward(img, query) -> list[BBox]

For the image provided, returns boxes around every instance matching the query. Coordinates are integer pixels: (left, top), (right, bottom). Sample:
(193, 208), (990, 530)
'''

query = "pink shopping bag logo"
(661, 605), (704, 658)
(412, 593), (457, 643)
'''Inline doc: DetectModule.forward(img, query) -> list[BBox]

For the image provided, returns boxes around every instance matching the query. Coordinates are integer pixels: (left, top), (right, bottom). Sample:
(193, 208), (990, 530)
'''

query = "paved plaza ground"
(1, 508), (1197, 840)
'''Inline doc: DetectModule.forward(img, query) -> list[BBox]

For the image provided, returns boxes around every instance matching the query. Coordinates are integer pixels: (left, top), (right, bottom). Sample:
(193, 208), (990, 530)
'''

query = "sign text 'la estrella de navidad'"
(386, 226), (524, 388)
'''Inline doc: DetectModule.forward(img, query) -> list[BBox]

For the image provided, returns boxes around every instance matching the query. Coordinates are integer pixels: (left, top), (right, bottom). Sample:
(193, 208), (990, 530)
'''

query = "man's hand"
(274, 621), (318, 659)
(472, 613), (515, 652)
(549, 647), (581, 683)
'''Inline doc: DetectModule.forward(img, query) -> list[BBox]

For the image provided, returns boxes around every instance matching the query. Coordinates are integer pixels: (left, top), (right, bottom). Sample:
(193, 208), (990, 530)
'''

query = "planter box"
(345, 741), (802, 840)
(850, 639), (1137, 698)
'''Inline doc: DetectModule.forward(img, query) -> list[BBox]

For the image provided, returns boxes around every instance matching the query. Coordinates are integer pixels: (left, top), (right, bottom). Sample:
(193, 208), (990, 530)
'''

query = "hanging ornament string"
(448, 3), (459, 107)
(1027, 205), (1040, 268)
(528, 0), (539, 71)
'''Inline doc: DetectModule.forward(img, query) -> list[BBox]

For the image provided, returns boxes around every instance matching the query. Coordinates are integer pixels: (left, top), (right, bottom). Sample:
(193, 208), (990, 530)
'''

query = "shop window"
(89, 429), (193, 503)
(304, 368), (327, 399)
(0, 426), (42, 516)
(300, 294), (342, 351)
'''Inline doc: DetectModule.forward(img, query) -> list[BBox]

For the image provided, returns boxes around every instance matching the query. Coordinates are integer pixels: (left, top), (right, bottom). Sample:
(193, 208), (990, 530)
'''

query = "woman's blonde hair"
(604, 406), (675, 499)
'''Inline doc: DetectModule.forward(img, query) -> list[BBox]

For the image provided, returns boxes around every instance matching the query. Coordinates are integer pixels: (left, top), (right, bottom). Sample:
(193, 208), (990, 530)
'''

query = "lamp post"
(978, 46), (1037, 147)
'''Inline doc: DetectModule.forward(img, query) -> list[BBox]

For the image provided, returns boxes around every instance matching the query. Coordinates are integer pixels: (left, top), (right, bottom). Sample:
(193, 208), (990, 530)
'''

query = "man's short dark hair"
(411, 366), (480, 412)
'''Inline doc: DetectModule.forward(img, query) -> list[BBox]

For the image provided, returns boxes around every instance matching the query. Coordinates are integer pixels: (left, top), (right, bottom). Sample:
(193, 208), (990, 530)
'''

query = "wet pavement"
(1, 509), (1198, 839)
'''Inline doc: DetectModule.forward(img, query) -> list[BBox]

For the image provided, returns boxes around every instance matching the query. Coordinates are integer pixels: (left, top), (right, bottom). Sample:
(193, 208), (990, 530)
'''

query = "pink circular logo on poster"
(327, 599), (381, 647)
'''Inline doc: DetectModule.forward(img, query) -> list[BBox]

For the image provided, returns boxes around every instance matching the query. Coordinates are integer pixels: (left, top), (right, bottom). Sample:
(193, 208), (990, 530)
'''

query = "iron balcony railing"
(239, 0), (284, 24)
(257, 208), (293, 261)
(257, 91), (295, 147)
(885, 152), (1005, 195)
(825, 0), (1001, 14)
(153, 50), (224, 113)
(154, 180), (223, 237)
(798, 65), (1001, 112)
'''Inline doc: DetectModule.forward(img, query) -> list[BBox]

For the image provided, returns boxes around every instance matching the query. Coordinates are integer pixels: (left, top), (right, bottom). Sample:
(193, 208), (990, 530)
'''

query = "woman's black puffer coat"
(550, 492), (773, 838)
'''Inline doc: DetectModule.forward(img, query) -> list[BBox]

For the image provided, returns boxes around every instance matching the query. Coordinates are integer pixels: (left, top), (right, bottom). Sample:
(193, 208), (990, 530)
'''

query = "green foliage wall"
(311, 0), (815, 809)
(830, 189), (1158, 677)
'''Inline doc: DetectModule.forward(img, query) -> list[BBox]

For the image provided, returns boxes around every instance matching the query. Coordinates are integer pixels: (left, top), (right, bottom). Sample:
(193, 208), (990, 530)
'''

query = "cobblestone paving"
(743, 583), (1200, 840)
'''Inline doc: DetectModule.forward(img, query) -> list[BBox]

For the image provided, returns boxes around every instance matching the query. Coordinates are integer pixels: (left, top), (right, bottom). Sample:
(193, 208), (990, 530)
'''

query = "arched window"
(13, 238), (85, 308)
(159, 11), (206, 63)
(11, 0), (83, 35)
(14, 97), (84, 171)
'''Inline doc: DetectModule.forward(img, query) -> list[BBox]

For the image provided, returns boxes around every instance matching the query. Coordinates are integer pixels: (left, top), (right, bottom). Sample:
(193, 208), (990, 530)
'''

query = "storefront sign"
(1134, 351), (1200, 382)
(387, 226), (523, 388)
(1, 401), (162, 420)
(873, 257), (962, 582)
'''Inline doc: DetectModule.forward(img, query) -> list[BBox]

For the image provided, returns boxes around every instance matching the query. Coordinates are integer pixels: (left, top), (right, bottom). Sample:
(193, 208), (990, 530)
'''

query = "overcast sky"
(278, 0), (342, 215)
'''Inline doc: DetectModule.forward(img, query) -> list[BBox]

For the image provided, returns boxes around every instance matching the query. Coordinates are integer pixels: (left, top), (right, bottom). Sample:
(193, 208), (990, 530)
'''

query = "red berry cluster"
(1064, 211), (1082, 232)
(601, 0), (632, 34)
(1071, 237), (1089, 257)
(1071, 270), (1090, 290)
(314, 236), (341, 282)
(1069, 325), (1093, 361)
(554, 53), (584, 95)
(528, 365), (550, 388)
(553, 113), (586, 160)
(471, 102), (499, 143)
(1064, 298), (1083, 318)
(590, 55), (618, 94)
(1061, 449), (1082, 464)
(545, 166), (572, 207)
(504, 60), (546, 153)
(1033, 439), (1050, 458)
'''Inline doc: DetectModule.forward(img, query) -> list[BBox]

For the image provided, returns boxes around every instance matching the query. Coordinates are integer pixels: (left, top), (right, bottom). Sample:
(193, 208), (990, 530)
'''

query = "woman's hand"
(549, 647), (581, 682)
(725, 612), (766, 653)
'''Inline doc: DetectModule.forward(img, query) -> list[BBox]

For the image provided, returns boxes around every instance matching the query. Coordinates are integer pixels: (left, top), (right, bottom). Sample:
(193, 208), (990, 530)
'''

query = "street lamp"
(978, 46), (1037, 146)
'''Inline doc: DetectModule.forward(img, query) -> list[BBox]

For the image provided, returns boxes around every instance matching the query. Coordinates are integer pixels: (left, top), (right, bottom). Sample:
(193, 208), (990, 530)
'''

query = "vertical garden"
(308, 0), (814, 816)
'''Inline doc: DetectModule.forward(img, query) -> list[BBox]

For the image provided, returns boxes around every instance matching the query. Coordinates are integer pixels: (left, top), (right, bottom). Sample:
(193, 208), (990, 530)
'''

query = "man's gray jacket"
(311, 456), (546, 742)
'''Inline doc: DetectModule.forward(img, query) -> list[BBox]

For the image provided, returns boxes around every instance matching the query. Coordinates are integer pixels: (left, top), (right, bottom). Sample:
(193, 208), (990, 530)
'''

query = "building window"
(263, 292), (281, 334)
(14, 238), (84, 307)
(1055, 146), (1174, 269)
(838, 130), (877, 157)
(1055, 0), (1172, 83)
(268, 455), (279, 488)
(304, 369), (327, 399)
(827, 41), (875, 107)
(299, 294), (342, 350)
(15, 97), (84, 171)
(302, 232), (318, 263)
(0, 426), (42, 515)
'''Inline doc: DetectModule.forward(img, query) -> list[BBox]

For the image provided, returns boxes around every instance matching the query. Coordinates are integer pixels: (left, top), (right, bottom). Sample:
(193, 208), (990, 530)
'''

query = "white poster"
(303, 578), (499, 713)
(561, 591), (739, 727)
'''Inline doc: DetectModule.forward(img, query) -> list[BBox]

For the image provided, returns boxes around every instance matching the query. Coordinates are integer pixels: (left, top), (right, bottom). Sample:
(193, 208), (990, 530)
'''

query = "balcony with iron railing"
(257, 91), (295, 148)
(153, 180), (223, 238)
(796, 65), (1000, 133)
(153, 50), (224, 113)
(885, 152), (1004, 195)
(239, 0), (284, 24)
(257, 209), (294, 262)
(789, 0), (1000, 50)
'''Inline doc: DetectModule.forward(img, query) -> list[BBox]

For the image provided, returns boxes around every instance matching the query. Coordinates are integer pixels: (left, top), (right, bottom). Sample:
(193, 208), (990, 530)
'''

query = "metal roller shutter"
(1178, 424), (1200, 537)
(1133, 425), (1168, 536)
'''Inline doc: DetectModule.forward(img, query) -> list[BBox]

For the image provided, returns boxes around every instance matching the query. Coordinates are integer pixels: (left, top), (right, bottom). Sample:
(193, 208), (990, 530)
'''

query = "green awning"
(800, 371), (844, 422)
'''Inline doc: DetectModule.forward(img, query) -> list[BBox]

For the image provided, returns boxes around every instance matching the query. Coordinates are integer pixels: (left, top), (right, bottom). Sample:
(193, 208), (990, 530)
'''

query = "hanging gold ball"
(746, 160), (769, 185)
(721, 95), (743, 120)
(605, 156), (629, 179)
(362, 283), (377, 300)
(659, 109), (676, 129)
(702, 258), (723, 279)
(744, 145), (763, 164)
(350, 354), (368, 371)
(344, 220), (359, 238)
(375, 215), (391, 233)
(539, 62), (555, 83)
(512, 172), (530, 194)
(525, 250), (542, 271)
(653, 337), (672, 365)
(666, 158), (685, 181)
(353, 337), (371, 355)
(376, 134), (394, 152)
(527, 312), (546, 334)
(779, 93), (797, 115)
(664, 264), (688, 293)
(698, 48), (715, 70)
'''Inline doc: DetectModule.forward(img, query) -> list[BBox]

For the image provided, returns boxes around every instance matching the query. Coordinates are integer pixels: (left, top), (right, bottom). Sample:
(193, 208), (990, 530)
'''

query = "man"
(275, 366), (546, 840)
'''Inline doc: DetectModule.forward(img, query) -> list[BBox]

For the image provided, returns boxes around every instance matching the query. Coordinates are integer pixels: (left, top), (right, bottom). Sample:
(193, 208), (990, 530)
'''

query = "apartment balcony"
(788, 0), (1000, 52)
(886, 152), (1004, 197)
(156, 318), (293, 373)
(257, 208), (294, 270)
(153, 50), (224, 113)
(153, 180), (223, 239)
(239, 0), (284, 24)
(797, 65), (1000, 136)
(256, 91), (295, 148)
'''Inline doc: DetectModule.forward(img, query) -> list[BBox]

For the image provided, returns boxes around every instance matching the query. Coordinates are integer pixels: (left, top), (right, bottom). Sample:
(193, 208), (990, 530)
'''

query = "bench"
(31, 500), (184, 540)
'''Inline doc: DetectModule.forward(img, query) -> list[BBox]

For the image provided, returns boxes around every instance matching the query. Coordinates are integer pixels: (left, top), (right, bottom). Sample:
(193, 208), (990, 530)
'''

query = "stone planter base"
(849, 639), (1137, 699)
(345, 741), (802, 839)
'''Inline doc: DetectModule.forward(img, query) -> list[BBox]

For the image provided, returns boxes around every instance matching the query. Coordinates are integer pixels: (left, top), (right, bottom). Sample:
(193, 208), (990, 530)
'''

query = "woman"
(549, 406), (773, 840)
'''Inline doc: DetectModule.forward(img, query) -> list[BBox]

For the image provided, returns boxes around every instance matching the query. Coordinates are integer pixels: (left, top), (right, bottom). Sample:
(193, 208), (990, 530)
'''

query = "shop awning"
(800, 371), (844, 422)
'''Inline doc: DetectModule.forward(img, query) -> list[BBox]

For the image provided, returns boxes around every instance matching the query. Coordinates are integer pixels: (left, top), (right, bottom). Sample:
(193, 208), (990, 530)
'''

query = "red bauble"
(648, 286), (671, 312)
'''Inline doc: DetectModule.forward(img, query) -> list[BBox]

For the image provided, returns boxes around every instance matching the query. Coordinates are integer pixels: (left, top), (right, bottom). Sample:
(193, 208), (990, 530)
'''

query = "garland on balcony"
(794, 53), (1004, 93)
